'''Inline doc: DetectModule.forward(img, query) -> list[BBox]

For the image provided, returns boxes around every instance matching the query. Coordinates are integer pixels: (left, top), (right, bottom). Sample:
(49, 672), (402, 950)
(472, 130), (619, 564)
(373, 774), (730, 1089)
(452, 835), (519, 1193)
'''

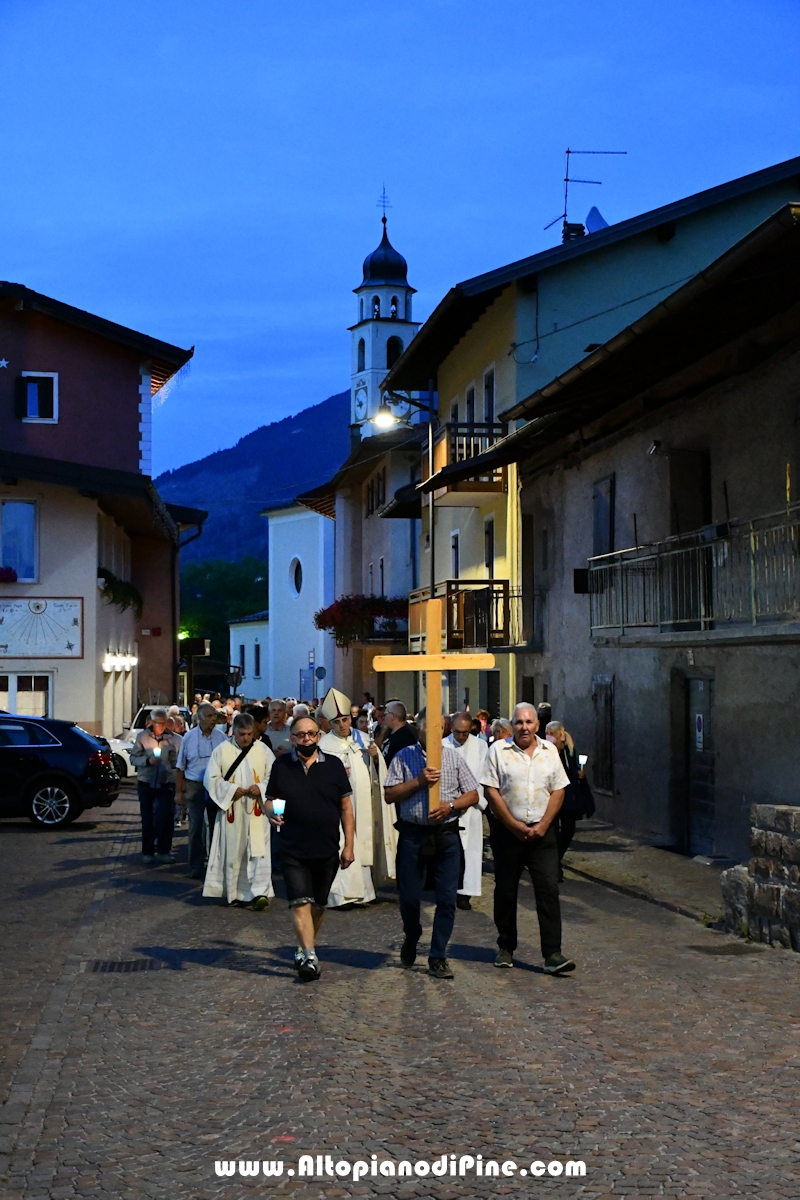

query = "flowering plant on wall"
(314, 594), (408, 648)
(97, 568), (144, 619)
(0, 566), (18, 582)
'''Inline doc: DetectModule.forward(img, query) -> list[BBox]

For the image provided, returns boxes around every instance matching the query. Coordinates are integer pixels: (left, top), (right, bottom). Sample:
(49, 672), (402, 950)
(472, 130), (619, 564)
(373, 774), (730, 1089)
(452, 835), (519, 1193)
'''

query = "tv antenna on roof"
(377, 185), (392, 217)
(544, 148), (627, 237)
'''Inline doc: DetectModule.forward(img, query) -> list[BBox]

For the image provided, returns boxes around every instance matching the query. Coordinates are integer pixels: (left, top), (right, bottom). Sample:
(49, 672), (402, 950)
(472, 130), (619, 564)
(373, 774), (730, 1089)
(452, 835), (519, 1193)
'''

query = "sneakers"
(400, 939), (417, 968)
(141, 854), (155, 864)
(294, 946), (304, 968)
(297, 950), (321, 982)
(153, 853), (175, 864)
(251, 896), (270, 911)
(427, 958), (454, 979)
(456, 895), (472, 911)
(494, 949), (514, 968)
(544, 952), (576, 975)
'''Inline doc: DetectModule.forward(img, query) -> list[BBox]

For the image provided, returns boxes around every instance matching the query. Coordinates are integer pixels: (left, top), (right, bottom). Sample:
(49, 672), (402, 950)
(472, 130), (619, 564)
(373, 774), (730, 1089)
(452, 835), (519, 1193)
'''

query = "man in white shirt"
(176, 703), (228, 879)
(444, 713), (488, 910)
(481, 702), (575, 975)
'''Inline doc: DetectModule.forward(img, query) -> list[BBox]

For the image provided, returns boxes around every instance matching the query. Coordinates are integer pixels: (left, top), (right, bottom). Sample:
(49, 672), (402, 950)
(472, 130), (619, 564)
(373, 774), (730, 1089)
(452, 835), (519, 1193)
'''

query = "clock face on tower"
(354, 389), (368, 420)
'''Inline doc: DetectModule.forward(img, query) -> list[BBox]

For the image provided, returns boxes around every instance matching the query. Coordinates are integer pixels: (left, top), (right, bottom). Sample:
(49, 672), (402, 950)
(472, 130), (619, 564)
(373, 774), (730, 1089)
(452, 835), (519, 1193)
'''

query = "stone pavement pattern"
(0, 792), (799, 1200)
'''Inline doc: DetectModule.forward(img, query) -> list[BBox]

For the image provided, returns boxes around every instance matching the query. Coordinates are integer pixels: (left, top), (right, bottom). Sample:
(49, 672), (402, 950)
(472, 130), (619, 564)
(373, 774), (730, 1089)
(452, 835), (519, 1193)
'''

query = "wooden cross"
(372, 598), (495, 811)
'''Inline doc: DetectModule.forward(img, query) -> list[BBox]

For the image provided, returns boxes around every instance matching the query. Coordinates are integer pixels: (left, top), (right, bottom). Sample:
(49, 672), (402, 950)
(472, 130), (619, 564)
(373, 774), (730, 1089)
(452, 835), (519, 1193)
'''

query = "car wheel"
(28, 781), (81, 828)
(112, 753), (127, 778)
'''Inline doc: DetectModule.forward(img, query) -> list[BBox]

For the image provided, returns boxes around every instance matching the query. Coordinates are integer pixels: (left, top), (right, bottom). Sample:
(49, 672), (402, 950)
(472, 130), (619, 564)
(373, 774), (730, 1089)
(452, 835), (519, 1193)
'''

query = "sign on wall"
(0, 598), (84, 658)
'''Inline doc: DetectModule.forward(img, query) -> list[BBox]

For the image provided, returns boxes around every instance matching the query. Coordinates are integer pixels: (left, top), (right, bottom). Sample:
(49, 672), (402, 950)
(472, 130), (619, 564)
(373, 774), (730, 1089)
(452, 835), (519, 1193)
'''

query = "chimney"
(562, 222), (586, 244)
(349, 423), (362, 454)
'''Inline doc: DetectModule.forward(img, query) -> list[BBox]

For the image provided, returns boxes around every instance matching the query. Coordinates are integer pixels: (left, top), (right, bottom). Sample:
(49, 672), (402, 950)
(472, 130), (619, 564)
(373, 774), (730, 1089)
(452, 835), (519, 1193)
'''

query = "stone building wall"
(721, 805), (800, 951)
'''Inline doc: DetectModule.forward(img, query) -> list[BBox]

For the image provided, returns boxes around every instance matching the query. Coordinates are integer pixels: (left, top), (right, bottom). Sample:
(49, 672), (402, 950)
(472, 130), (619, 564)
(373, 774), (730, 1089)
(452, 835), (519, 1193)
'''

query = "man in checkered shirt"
(384, 709), (479, 979)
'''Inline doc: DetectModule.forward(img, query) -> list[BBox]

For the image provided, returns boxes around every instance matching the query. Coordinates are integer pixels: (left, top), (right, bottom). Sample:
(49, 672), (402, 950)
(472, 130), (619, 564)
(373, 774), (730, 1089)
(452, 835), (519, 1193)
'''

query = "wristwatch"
(448, 800), (455, 813)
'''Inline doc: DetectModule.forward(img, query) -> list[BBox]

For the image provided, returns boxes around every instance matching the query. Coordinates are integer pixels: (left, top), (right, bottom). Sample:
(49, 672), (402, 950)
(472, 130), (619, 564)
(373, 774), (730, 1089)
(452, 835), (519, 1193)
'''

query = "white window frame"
(0, 671), (54, 717)
(21, 372), (59, 424)
(0, 497), (39, 583)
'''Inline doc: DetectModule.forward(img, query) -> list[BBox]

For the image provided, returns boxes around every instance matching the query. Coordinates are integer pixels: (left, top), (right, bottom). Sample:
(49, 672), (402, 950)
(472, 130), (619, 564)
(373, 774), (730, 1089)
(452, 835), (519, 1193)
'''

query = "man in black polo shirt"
(265, 716), (354, 981)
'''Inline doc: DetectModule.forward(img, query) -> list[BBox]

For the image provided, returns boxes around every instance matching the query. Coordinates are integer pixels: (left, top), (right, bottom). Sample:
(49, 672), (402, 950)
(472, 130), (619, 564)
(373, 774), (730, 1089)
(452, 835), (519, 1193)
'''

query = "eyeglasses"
(292, 731), (320, 742)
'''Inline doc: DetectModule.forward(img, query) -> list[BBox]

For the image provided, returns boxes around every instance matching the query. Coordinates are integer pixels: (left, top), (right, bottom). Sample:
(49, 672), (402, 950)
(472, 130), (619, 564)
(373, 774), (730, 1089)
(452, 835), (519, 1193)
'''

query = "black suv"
(0, 714), (120, 828)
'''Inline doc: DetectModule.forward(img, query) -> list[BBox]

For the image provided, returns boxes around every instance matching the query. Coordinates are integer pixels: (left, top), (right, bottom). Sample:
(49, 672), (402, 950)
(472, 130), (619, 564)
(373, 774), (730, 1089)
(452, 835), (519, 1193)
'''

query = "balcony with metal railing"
(588, 504), (800, 638)
(421, 422), (508, 505)
(409, 579), (524, 651)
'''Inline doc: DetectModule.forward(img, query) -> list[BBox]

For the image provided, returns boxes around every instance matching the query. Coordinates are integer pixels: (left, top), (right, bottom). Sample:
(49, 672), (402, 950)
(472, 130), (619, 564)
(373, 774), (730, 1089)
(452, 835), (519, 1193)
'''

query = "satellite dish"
(586, 206), (609, 234)
(315, 666), (327, 680)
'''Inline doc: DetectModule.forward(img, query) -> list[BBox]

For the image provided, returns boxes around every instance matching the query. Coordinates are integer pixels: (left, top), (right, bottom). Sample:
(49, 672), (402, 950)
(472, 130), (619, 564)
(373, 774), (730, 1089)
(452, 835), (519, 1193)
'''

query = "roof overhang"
(419, 203), (800, 489)
(0, 450), (181, 542)
(382, 154), (800, 396)
(0, 282), (193, 392)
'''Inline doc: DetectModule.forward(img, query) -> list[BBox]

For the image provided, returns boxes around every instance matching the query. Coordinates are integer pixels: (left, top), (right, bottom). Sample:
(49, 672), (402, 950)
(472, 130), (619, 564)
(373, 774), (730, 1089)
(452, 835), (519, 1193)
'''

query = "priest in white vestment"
(318, 688), (397, 906)
(203, 712), (275, 907)
(445, 712), (488, 909)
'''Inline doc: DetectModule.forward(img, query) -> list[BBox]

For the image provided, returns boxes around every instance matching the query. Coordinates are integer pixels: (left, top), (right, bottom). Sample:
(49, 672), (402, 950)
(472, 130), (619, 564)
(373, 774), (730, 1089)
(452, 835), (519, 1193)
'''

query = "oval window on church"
(290, 558), (303, 596)
(357, 338), (365, 372)
(386, 336), (403, 369)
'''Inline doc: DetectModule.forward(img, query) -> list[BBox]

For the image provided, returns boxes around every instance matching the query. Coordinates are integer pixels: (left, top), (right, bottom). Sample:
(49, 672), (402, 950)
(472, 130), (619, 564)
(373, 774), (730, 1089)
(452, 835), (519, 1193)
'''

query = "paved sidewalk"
(0, 795), (798, 1199)
(561, 822), (729, 924)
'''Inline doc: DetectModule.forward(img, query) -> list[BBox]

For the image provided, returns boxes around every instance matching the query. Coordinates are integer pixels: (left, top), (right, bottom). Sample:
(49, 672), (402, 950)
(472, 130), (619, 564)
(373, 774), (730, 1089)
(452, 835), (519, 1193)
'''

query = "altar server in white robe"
(318, 688), (396, 906)
(445, 712), (488, 910)
(203, 712), (275, 908)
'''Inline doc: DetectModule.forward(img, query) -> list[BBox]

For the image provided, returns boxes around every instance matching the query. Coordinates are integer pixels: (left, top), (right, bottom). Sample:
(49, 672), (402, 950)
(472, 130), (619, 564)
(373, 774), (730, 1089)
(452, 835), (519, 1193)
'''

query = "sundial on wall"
(0, 598), (83, 657)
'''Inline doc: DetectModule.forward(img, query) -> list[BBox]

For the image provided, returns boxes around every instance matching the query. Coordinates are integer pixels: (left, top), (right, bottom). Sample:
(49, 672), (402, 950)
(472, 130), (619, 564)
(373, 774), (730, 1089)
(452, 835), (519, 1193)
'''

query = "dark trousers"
(185, 779), (217, 876)
(557, 812), (578, 861)
(396, 823), (461, 961)
(489, 818), (561, 958)
(138, 781), (175, 856)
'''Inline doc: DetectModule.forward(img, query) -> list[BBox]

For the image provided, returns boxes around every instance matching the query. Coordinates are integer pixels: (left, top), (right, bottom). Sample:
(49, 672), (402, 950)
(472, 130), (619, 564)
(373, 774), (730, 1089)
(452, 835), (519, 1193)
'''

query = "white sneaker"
(297, 950), (320, 981)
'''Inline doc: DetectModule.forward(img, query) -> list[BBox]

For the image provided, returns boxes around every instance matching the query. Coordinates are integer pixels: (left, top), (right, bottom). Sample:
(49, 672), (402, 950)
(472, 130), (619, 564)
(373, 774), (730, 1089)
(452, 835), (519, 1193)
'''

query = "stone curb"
(564, 864), (715, 925)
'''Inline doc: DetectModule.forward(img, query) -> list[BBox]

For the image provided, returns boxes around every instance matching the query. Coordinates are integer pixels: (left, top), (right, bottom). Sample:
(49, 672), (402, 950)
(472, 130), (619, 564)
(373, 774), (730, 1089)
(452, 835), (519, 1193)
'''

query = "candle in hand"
(153, 746), (162, 758)
(271, 798), (285, 830)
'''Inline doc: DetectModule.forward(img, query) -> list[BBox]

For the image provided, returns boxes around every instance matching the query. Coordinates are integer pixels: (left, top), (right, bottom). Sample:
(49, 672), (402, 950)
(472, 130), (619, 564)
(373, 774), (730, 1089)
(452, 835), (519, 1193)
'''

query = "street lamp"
(375, 382), (438, 599)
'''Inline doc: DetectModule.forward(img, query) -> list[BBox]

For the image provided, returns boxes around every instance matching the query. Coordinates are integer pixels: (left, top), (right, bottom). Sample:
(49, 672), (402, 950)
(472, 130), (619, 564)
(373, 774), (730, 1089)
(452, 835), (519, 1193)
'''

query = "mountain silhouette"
(156, 390), (350, 562)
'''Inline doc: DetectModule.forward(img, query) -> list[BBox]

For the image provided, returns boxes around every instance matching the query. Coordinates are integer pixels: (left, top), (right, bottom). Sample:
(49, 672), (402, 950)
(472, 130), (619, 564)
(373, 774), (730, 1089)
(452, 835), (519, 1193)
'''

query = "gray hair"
(232, 712), (255, 732)
(196, 702), (217, 720)
(150, 706), (168, 722)
(512, 702), (538, 720)
(546, 720), (565, 734)
(492, 718), (513, 737)
(292, 703), (310, 720)
(386, 700), (407, 721)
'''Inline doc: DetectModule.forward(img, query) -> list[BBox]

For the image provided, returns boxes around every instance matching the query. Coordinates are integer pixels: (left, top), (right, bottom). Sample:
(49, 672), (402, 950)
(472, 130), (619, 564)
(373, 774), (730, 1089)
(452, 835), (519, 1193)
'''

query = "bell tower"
(350, 216), (420, 436)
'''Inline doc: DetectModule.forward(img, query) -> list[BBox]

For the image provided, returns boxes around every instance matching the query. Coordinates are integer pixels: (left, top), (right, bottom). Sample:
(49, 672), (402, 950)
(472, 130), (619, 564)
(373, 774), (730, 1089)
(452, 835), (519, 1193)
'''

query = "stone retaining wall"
(721, 804), (800, 951)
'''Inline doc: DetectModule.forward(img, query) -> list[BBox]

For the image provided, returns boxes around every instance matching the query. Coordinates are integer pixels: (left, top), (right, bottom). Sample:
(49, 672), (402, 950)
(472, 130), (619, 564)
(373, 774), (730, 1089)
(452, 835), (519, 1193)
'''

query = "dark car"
(0, 714), (120, 828)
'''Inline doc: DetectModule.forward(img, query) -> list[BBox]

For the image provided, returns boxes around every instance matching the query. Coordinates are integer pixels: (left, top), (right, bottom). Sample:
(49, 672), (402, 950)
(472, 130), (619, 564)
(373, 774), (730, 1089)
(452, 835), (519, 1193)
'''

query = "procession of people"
(129, 687), (593, 983)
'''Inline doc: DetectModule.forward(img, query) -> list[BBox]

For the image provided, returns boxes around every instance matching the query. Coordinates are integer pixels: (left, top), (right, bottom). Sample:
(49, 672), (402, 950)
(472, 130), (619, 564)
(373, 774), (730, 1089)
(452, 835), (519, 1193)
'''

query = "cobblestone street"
(1, 791), (799, 1200)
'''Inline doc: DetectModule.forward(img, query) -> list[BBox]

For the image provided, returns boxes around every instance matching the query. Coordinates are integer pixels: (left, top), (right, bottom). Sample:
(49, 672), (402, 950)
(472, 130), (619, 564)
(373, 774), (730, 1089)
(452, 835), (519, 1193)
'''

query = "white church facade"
(229, 502), (334, 700)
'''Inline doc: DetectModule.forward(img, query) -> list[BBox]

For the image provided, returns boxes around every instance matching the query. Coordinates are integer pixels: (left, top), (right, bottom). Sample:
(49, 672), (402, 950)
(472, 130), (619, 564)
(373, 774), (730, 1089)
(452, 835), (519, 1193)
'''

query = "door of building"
(686, 676), (715, 856)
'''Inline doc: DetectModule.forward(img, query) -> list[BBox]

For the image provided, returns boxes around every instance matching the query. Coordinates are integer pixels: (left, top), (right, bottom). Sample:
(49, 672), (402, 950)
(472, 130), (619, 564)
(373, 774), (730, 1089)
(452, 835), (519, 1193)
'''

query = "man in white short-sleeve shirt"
(481, 702), (575, 975)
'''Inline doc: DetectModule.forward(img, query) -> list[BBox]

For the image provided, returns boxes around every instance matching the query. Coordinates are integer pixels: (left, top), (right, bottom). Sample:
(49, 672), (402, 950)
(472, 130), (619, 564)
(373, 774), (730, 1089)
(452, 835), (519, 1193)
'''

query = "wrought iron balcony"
(409, 580), (523, 651)
(421, 422), (508, 501)
(588, 504), (800, 636)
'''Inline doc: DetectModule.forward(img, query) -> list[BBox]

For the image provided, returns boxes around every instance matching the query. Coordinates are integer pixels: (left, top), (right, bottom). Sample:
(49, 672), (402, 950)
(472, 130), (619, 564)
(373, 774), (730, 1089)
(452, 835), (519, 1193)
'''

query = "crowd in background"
(129, 692), (594, 879)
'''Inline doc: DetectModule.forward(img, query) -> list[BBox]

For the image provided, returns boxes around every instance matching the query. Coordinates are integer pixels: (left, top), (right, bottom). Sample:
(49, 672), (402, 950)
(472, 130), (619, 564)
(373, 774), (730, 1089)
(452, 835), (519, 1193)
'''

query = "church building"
(297, 217), (425, 708)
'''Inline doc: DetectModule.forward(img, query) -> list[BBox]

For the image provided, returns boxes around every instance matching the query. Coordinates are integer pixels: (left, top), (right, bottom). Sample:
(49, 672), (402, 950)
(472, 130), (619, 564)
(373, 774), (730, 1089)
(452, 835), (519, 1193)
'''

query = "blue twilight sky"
(1, 0), (799, 475)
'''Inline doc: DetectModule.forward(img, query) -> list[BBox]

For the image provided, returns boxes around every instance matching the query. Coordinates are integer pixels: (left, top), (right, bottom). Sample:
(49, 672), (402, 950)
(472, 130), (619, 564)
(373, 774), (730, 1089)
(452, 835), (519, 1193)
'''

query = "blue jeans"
(396, 822), (461, 961)
(138, 781), (175, 856)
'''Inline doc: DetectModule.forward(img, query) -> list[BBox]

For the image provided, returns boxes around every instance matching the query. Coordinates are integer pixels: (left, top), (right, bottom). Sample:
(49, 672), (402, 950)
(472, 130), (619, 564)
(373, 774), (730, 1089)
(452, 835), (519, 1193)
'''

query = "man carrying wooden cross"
(384, 708), (479, 979)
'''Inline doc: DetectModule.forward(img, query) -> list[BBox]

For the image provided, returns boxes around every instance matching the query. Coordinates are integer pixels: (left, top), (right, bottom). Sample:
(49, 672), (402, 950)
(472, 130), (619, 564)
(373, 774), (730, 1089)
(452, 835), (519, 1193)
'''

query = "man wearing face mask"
(265, 716), (355, 981)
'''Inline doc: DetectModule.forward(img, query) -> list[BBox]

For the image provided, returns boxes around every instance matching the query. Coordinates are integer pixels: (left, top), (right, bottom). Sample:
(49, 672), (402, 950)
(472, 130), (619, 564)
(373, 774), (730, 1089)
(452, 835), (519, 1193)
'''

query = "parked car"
(0, 714), (120, 827)
(127, 705), (191, 732)
(108, 736), (135, 779)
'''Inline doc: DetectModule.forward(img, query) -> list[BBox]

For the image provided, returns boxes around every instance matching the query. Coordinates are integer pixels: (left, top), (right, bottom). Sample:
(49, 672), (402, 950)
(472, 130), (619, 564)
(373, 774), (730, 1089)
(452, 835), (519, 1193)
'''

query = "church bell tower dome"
(349, 215), (420, 435)
(361, 216), (410, 286)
